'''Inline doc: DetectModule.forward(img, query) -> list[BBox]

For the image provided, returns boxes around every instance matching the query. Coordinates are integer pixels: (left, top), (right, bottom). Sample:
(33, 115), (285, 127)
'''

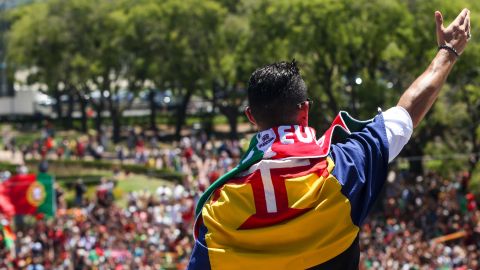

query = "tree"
(7, 1), (71, 126)
(395, 0), (480, 175)
(157, 0), (227, 140)
(245, 0), (412, 129)
(207, 4), (253, 139)
(120, 0), (171, 132)
(5, 0), (479, 180)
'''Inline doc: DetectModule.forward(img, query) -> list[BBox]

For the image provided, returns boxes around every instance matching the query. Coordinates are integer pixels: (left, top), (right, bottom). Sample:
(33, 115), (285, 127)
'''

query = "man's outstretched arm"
(397, 8), (471, 128)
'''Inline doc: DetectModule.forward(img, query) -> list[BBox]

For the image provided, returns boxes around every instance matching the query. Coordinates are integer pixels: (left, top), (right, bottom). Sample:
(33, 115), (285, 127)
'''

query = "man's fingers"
(466, 10), (471, 35)
(435, 11), (444, 31)
(459, 10), (471, 32)
(453, 8), (469, 26)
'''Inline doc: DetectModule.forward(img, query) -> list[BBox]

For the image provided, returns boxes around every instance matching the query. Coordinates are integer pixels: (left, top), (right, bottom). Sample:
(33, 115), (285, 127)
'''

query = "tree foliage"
(5, 0), (480, 184)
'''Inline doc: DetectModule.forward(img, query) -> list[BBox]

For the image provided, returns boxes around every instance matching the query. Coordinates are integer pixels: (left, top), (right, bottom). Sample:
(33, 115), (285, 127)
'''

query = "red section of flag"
(239, 208), (311, 230)
(225, 159), (328, 230)
(3, 174), (38, 215)
(0, 184), (15, 218)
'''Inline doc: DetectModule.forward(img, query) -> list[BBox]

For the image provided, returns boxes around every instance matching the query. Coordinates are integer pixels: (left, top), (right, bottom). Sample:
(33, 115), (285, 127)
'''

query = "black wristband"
(438, 45), (459, 57)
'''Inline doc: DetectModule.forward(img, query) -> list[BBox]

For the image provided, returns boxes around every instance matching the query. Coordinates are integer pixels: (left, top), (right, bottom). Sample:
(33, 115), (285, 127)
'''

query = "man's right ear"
(244, 106), (258, 127)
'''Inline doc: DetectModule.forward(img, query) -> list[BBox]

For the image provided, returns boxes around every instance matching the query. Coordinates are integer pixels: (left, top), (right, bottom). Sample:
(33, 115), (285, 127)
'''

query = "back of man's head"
(247, 60), (307, 128)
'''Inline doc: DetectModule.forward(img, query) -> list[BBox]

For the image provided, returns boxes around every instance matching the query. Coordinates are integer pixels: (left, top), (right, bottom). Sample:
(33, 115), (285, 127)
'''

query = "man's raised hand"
(435, 8), (471, 56)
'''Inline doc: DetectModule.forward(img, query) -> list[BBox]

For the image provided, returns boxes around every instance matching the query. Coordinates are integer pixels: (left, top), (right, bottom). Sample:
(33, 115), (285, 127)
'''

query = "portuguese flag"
(2, 173), (55, 217)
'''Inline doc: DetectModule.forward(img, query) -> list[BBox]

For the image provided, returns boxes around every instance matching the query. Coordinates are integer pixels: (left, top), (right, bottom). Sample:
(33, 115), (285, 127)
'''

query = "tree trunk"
(105, 87), (121, 143)
(460, 87), (479, 174)
(78, 94), (88, 133)
(65, 91), (75, 129)
(404, 138), (424, 176)
(112, 109), (121, 143)
(321, 67), (339, 116)
(175, 89), (193, 141)
(227, 110), (238, 139)
(149, 89), (158, 131)
(53, 89), (63, 121)
(207, 81), (220, 139)
(468, 123), (479, 174)
(95, 95), (104, 133)
(220, 106), (239, 139)
(107, 98), (121, 144)
(350, 84), (357, 116)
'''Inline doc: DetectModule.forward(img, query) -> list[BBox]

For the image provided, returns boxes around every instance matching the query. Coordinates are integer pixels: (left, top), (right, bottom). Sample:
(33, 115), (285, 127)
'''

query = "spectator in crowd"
(55, 183), (66, 210)
(38, 160), (49, 173)
(74, 179), (87, 207)
(75, 139), (85, 159)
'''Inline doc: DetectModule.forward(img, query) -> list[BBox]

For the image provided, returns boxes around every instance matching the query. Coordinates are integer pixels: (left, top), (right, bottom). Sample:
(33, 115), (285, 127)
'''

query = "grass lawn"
(59, 171), (173, 208)
(0, 159), (177, 208)
(114, 174), (173, 207)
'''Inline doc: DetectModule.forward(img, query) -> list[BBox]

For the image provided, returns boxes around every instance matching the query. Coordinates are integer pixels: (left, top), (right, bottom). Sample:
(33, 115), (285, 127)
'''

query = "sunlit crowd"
(360, 171), (480, 269)
(0, 129), (479, 269)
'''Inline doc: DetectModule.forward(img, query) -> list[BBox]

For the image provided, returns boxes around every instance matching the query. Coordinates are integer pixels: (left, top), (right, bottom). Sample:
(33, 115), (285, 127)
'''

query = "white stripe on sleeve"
(382, 106), (413, 163)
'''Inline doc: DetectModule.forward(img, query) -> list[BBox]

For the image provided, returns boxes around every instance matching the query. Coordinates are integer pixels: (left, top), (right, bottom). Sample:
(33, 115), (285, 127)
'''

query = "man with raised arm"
(188, 9), (471, 270)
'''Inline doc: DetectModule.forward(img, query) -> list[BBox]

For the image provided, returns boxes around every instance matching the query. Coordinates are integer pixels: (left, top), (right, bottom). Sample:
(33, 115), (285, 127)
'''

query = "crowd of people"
(0, 185), (195, 270)
(0, 131), (242, 270)
(360, 171), (480, 269)
(0, 128), (479, 269)
(2, 123), (247, 182)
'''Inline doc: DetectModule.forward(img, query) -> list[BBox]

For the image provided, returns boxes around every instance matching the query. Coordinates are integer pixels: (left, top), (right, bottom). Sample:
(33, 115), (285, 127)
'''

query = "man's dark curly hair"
(247, 60), (308, 128)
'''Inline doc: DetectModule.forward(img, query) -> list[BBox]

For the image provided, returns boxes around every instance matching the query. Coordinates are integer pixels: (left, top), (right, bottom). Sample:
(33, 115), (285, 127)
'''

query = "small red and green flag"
(1, 224), (15, 250)
(2, 173), (55, 217)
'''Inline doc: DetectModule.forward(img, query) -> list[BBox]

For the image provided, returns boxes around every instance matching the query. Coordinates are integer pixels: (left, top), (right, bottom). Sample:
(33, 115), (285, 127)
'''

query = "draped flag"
(189, 111), (389, 270)
(1, 173), (55, 217)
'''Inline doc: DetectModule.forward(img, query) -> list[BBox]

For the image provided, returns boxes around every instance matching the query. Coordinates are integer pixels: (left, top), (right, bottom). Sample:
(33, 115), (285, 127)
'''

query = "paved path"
(0, 150), (24, 165)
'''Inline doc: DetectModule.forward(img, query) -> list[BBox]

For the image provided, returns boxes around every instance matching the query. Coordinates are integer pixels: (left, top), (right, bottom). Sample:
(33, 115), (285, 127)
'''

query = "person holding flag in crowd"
(188, 8), (471, 270)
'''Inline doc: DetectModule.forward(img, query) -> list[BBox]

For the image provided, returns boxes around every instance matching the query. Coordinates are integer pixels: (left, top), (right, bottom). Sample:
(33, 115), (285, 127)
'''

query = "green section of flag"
(1, 225), (15, 250)
(36, 173), (56, 217)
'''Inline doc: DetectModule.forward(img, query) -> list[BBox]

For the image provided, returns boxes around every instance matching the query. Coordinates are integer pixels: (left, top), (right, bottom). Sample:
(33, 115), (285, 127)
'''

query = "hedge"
(0, 162), (20, 173)
(18, 159), (185, 182)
